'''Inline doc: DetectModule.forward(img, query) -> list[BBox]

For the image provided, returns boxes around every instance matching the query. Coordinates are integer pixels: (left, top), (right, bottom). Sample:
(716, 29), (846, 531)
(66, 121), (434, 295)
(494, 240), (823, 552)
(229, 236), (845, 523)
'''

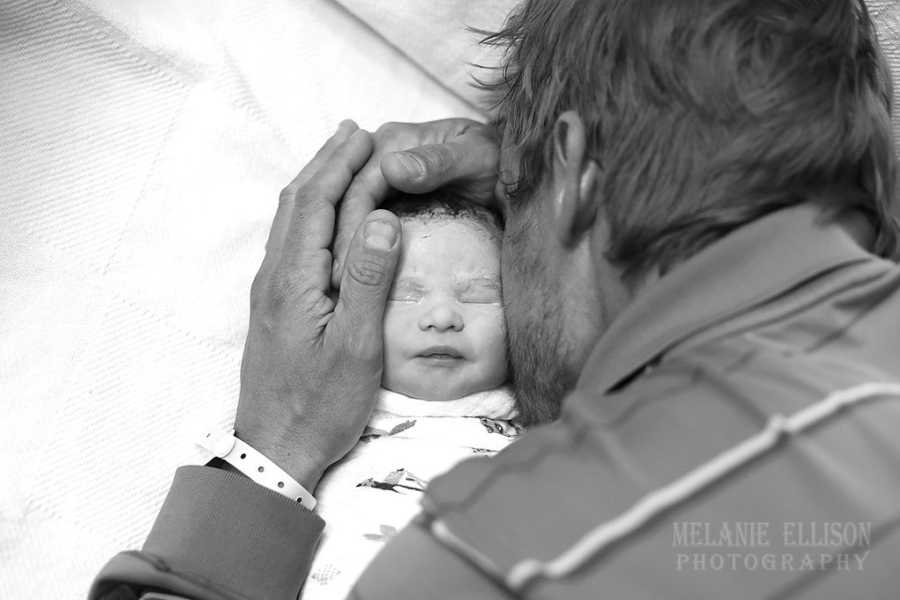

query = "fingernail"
(393, 152), (425, 180)
(337, 119), (356, 133)
(364, 220), (398, 251)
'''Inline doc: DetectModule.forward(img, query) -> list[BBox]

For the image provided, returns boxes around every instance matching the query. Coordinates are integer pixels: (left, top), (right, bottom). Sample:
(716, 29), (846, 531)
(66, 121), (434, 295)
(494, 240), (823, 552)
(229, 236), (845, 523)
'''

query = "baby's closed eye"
(458, 279), (501, 304)
(389, 280), (426, 302)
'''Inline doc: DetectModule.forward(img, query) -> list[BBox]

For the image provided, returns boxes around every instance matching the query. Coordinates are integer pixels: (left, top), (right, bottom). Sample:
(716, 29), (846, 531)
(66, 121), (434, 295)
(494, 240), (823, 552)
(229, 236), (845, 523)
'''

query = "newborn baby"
(303, 191), (519, 599)
(382, 192), (508, 401)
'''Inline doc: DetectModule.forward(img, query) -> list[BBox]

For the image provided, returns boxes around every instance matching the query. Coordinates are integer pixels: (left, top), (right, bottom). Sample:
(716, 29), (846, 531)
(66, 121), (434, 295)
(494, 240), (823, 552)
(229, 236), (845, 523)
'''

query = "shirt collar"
(577, 204), (878, 401)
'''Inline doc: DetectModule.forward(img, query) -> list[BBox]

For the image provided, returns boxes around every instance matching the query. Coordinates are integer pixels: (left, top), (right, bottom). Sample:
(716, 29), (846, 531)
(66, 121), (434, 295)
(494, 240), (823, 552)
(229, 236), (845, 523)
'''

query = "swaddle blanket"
(303, 387), (520, 600)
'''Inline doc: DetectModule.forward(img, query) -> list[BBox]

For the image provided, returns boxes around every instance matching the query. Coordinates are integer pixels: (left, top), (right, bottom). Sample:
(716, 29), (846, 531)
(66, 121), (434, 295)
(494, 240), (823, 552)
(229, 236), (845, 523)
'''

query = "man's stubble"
(501, 210), (580, 427)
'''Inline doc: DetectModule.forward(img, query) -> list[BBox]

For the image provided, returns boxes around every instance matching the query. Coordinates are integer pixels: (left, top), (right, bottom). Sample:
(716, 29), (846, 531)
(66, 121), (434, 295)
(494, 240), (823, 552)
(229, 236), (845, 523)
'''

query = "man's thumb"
(382, 144), (458, 193)
(332, 210), (401, 359)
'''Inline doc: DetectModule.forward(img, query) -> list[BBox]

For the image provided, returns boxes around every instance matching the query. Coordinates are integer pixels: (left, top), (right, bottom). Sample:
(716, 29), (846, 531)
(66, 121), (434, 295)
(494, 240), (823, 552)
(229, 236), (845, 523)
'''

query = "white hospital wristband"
(198, 431), (317, 510)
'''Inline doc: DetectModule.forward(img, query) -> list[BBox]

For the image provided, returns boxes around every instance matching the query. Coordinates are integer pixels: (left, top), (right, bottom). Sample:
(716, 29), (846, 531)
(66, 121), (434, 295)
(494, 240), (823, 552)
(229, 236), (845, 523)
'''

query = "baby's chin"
(383, 377), (494, 402)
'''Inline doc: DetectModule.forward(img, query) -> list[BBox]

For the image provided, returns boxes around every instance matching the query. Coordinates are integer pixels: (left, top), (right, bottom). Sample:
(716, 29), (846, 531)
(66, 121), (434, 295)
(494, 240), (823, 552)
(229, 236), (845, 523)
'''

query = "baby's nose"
(418, 302), (464, 332)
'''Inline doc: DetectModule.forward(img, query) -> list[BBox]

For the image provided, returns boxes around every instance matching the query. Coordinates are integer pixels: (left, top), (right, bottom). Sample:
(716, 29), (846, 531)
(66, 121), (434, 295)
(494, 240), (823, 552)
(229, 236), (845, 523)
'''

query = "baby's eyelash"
(390, 290), (424, 302)
(458, 283), (502, 304)
(460, 296), (501, 304)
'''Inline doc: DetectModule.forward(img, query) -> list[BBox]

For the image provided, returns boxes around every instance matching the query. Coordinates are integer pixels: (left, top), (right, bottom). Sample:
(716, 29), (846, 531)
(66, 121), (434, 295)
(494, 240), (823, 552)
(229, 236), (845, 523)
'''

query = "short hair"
(382, 189), (503, 242)
(477, 0), (900, 279)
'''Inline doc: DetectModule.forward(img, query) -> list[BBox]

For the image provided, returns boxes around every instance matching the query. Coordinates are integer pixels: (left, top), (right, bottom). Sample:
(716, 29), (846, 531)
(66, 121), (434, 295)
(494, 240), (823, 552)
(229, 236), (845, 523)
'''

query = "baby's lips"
(417, 345), (465, 359)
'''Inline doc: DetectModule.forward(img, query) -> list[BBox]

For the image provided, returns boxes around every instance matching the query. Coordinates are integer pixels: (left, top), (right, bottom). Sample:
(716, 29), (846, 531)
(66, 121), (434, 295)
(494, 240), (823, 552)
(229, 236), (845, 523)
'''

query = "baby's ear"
(550, 111), (599, 247)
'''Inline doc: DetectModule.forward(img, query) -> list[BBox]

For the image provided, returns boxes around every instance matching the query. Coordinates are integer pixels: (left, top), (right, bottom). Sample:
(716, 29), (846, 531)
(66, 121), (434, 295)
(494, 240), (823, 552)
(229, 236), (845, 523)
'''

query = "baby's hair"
(382, 189), (503, 241)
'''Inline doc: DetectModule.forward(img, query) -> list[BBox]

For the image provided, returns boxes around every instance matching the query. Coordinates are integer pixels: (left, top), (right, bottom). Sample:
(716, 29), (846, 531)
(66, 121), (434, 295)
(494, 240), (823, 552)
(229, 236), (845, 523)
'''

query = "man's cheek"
(500, 246), (520, 301)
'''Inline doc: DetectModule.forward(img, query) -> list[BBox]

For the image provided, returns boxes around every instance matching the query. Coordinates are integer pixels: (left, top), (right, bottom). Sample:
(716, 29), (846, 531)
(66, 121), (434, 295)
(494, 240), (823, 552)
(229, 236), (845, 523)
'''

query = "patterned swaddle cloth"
(302, 386), (520, 600)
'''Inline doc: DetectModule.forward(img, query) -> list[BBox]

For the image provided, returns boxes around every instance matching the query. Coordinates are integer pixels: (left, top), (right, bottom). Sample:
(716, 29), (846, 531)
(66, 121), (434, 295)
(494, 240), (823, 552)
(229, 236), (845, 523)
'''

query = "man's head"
(478, 0), (900, 425)
(380, 191), (507, 401)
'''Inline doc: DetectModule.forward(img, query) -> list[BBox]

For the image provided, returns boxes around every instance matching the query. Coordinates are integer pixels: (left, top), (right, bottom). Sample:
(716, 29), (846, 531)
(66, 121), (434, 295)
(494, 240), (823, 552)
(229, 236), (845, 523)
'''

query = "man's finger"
(281, 129), (374, 259)
(266, 120), (359, 257)
(303, 129), (375, 207)
(329, 210), (402, 363)
(331, 158), (390, 287)
(381, 136), (500, 199)
(287, 120), (359, 193)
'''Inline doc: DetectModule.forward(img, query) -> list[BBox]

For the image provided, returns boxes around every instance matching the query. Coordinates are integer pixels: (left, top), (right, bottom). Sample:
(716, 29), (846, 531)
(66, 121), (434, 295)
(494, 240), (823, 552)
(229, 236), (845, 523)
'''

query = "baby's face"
(382, 217), (507, 401)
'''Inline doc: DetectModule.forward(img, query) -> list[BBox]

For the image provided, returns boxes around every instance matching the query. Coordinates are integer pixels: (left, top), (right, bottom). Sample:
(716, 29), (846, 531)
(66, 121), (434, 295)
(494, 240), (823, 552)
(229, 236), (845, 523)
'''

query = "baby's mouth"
(417, 346), (464, 361)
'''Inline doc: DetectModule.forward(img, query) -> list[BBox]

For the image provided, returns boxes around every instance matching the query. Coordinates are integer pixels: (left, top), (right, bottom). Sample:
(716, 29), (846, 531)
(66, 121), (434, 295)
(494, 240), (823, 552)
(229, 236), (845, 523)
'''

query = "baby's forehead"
(400, 213), (498, 241)
(396, 216), (500, 278)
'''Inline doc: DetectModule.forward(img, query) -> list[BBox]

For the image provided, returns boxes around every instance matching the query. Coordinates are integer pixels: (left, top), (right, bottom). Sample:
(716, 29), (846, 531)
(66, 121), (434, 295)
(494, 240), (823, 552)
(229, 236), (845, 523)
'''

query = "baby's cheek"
(471, 307), (508, 360)
(381, 308), (408, 361)
(380, 310), (407, 391)
(482, 329), (510, 384)
(478, 304), (506, 334)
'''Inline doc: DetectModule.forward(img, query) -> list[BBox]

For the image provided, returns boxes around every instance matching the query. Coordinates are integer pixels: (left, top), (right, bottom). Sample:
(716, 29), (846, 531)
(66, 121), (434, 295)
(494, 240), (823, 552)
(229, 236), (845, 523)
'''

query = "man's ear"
(550, 110), (599, 246)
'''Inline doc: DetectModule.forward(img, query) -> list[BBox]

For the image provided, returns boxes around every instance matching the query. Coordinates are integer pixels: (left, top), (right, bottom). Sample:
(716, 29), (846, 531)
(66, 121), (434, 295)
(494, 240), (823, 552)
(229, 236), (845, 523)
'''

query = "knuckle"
(279, 185), (296, 204)
(374, 121), (402, 138)
(419, 145), (455, 176)
(266, 273), (333, 318)
(292, 188), (315, 207)
(249, 261), (334, 329)
(303, 287), (334, 317)
(259, 268), (302, 309)
(374, 121), (416, 146)
(346, 256), (388, 287)
(265, 271), (300, 311)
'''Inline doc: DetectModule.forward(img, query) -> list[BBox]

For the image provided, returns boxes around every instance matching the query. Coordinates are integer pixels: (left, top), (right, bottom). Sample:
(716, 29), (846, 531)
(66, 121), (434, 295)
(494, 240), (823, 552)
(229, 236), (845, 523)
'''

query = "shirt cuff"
(92, 465), (324, 600)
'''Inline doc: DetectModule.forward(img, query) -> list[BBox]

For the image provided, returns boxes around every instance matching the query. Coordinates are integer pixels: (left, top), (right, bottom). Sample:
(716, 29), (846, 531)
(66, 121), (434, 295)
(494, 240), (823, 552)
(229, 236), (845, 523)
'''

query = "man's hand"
(235, 118), (500, 493)
(332, 118), (500, 286)
(236, 121), (402, 491)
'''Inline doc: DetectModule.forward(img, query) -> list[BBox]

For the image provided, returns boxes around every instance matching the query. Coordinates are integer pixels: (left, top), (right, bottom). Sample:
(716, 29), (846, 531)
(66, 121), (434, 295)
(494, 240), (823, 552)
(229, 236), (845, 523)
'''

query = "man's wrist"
(232, 431), (327, 494)
(200, 432), (320, 508)
(252, 444), (326, 494)
(208, 454), (317, 489)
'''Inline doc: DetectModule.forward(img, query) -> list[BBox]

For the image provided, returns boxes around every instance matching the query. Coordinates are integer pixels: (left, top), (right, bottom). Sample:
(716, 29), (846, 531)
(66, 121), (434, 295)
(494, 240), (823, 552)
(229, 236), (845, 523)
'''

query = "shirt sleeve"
(89, 465), (325, 600)
(351, 519), (512, 600)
